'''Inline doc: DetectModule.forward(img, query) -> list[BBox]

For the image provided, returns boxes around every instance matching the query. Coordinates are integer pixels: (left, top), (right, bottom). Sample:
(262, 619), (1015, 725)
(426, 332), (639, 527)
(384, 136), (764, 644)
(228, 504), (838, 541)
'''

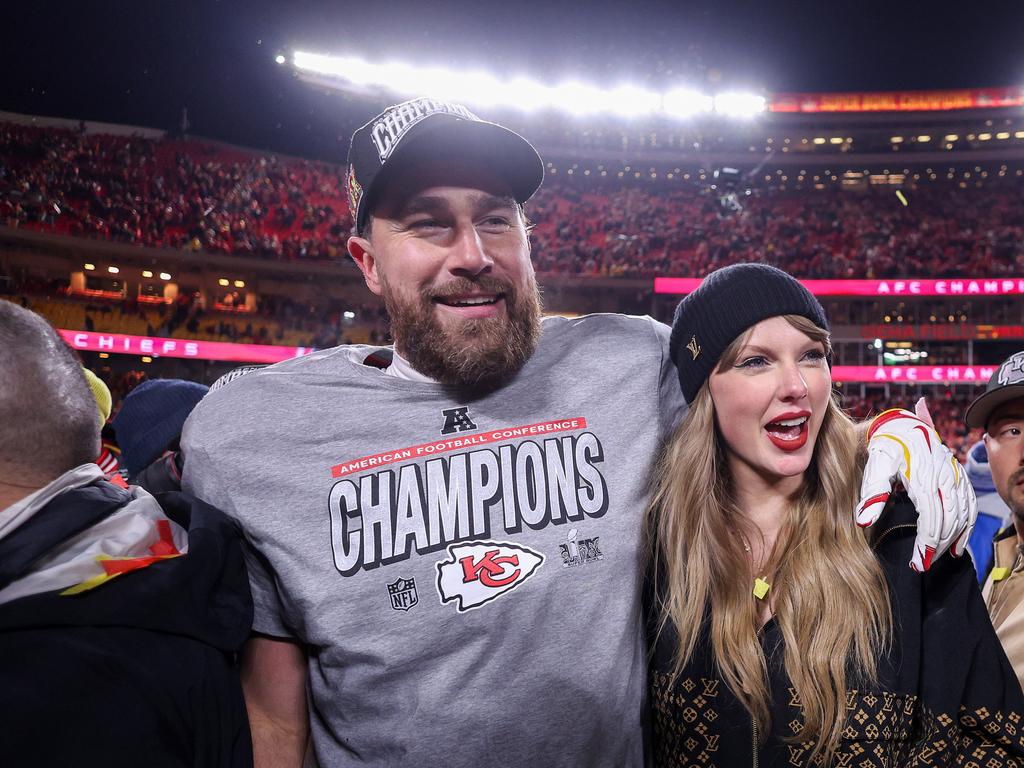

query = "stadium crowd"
(528, 179), (1024, 279)
(0, 120), (1009, 458)
(0, 122), (352, 262)
(3, 122), (1024, 280)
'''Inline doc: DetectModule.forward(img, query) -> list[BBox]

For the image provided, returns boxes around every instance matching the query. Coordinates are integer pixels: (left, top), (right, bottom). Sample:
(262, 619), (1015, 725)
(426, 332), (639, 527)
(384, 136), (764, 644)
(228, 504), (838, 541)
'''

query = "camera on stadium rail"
(711, 166), (748, 215)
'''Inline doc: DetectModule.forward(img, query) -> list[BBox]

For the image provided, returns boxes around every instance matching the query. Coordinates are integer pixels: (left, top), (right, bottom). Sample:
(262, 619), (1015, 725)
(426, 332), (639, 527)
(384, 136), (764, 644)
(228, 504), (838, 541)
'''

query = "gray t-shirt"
(182, 313), (686, 767)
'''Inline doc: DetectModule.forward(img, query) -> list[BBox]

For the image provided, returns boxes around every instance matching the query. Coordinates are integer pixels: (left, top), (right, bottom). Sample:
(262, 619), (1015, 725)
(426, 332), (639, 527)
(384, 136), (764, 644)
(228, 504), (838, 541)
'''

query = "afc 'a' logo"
(441, 406), (478, 435)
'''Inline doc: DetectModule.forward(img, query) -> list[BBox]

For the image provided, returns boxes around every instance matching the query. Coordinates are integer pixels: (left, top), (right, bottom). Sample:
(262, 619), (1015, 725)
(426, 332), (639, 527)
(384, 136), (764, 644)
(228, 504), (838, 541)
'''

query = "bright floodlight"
(430, 69), (506, 106)
(275, 54), (286, 65)
(292, 49), (766, 120)
(504, 77), (558, 111)
(663, 88), (713, 118)
(553, 81), (610, 115)
(606, 85), (661, 117)
(713, 92), (767, 118)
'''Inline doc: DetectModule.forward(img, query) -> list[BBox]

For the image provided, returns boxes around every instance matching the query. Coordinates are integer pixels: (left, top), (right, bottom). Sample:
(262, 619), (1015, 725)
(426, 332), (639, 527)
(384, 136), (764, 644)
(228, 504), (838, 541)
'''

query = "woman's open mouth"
(764, 413), (810, 452)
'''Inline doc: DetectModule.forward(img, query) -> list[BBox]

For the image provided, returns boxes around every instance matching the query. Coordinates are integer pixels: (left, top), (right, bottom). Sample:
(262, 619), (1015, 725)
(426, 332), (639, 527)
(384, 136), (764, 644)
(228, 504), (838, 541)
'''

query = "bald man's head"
(0, 301), (99, 486)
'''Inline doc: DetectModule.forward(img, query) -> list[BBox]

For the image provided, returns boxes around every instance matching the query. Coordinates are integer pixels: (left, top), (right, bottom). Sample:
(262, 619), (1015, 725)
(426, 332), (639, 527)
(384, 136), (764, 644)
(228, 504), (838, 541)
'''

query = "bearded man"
(181, 98), (975, 768)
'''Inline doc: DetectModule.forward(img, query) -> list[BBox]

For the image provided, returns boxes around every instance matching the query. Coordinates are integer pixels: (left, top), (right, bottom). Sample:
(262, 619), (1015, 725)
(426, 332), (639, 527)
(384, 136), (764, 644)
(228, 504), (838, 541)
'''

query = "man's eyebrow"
(473, 194), (518, 215)
(393, 195), (449, 218)
(989, 412), (1024, 430)
(390, 193), (517, 219)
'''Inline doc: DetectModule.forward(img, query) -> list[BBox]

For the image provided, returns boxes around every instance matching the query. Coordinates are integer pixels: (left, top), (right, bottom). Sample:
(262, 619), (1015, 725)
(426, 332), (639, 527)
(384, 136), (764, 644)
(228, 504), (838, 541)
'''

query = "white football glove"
(856, 398), (977, 572)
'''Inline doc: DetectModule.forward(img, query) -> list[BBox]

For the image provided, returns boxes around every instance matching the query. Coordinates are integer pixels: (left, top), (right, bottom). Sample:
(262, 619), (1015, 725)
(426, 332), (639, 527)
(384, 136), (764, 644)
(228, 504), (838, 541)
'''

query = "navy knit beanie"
(669, 263), (829, 403)
(112, 378), (209, 478)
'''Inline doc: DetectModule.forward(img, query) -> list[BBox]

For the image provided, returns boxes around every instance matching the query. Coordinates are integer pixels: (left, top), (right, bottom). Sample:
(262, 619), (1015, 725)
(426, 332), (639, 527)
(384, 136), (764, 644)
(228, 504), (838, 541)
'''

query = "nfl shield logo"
(387, 577), (418, 611)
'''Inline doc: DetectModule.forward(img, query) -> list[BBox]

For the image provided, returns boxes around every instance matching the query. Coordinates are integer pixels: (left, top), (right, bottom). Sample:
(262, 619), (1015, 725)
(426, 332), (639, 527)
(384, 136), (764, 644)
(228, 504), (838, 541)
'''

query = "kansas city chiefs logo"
(436, 541), (544, 613)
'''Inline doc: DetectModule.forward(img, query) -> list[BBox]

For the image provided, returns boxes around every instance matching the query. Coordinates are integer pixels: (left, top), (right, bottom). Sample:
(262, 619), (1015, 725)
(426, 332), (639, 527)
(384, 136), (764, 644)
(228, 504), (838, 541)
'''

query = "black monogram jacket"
(648, 498), (1024, 767)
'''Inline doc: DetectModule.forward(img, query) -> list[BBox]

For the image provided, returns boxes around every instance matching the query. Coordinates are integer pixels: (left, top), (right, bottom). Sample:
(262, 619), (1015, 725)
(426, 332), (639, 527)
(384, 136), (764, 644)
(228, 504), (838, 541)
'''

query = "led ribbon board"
(60, 330), (313, 364)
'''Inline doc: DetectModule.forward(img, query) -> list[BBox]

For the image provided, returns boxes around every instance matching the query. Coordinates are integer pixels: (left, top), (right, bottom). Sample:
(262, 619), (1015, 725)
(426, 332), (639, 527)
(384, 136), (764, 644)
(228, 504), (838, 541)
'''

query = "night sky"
(3, 1), (1023, 161)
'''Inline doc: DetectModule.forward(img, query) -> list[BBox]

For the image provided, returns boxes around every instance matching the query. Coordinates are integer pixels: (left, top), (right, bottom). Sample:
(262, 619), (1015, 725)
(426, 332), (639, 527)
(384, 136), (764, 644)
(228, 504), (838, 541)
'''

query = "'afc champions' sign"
(654, 277), (1024, 298)
(832, 366), (996, 384)
(59, 330), (312, 364)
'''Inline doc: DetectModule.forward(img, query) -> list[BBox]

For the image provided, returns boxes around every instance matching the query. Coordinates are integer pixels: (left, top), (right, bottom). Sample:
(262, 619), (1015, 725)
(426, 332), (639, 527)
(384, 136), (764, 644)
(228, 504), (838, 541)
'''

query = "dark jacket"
(649, 497), (1024, 767)
(0, 481), (253, 767)
(133, 449), (186, 494)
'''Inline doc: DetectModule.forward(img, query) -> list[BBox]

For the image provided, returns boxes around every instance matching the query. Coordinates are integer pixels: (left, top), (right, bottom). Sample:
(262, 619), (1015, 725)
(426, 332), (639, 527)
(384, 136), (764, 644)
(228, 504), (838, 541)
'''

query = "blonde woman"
(649, 263), (1024, 767)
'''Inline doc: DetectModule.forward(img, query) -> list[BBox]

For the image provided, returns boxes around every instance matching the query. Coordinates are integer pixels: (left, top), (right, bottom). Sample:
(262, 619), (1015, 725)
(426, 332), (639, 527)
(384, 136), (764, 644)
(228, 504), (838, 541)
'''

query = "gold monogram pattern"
(651, 673), (1024, 767)
(651, 672), (723, 766)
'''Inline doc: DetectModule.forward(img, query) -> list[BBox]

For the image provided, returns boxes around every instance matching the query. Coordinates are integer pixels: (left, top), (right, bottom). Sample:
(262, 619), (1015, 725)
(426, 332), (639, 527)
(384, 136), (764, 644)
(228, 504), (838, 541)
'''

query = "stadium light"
(421, 67), (505, 106)
(503, 77), (559, 111)
(606, 85), (661, 117)
(552, 81), (610, 115)
(292, 49), (762, 119)
(661, 88), (713, 118)
(712, 92), (766, 118)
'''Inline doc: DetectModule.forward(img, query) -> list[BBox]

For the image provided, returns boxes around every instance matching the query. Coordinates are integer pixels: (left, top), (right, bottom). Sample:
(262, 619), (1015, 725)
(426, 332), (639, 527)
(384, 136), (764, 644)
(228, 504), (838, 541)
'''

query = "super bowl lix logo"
(436, 541), (543, 612)
(559, 528), (603, 568)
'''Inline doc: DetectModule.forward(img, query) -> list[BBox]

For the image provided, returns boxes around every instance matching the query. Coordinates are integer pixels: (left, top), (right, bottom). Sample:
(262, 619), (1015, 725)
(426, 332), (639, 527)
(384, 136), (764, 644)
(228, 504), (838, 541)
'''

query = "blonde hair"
(650, 314), (891, 763)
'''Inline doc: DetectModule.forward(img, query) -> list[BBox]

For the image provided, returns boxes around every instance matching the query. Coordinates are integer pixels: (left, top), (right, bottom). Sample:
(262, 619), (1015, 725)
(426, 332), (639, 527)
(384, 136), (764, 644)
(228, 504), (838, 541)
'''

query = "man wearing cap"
(181, 98), (975, 767)
(976, 351), (1024, 683)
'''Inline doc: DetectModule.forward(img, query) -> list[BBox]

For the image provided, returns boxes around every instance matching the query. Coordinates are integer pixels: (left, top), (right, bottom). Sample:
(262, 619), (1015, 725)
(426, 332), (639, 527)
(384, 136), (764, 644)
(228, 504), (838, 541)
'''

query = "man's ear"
(348, 235), (383, 296)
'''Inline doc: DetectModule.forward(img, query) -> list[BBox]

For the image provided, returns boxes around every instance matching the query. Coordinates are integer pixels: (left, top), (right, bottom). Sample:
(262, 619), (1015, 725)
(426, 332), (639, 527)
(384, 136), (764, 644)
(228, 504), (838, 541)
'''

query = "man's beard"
(380, 273), (542, 390)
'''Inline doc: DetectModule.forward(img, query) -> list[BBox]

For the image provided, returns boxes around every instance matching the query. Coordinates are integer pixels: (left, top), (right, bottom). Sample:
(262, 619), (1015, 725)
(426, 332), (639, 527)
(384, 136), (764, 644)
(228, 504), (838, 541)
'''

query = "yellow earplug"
(753, 578), (771, 600)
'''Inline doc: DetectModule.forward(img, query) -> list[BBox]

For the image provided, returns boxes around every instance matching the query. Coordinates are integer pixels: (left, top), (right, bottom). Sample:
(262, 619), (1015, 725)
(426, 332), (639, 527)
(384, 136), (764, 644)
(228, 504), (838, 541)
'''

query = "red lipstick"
(764, 411), (811, 452)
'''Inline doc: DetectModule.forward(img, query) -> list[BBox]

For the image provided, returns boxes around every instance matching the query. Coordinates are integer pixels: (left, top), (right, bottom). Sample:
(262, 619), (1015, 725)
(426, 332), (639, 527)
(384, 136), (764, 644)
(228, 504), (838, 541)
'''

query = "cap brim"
(362, 116), (544, 225)
(965, 384), (1024, 429)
